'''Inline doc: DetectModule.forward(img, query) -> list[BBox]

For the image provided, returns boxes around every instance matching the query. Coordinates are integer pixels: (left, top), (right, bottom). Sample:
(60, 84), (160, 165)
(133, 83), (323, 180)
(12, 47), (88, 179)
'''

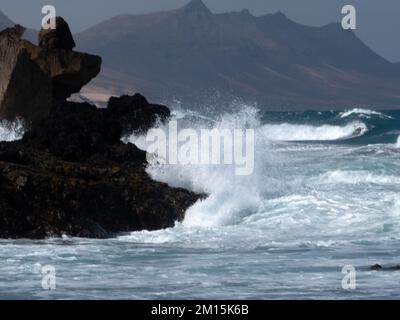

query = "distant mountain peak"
(76, 3), (400, 110)
(273, 11), (288, 20)
(0, 10), (37, 43)
(0, 10), (14, 30)
(183, 0), (212, 15)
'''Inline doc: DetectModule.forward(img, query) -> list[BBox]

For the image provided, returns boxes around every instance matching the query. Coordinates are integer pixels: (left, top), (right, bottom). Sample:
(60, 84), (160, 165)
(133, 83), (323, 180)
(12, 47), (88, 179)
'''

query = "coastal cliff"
(0, 19), (199, 239)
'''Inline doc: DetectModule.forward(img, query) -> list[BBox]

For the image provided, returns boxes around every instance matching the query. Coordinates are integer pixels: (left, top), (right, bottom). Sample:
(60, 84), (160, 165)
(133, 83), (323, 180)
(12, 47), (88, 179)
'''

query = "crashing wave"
(318, 170), (398, 185)
(125, 105), (400, 231)
(396, 136), (400, 148)
(0, 119), (25, 142)
(259, 121), (368, 141)
(339, 108), (393, 119)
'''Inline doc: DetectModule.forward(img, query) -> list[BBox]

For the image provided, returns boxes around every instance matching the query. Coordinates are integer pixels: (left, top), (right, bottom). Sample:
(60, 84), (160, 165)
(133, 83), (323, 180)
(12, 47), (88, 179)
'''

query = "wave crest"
(0, 119), (25, 142)
(339, 108), (393, 119)
(259, 121), (367, 141)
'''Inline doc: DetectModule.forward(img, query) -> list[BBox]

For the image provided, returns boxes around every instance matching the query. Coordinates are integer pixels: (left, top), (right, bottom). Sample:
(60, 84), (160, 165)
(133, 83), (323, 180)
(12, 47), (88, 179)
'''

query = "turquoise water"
(0, 107), (400, 299)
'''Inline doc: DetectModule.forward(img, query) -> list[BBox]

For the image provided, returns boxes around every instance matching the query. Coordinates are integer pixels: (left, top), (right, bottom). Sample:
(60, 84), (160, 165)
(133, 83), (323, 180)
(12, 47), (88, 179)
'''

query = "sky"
(1, 0), (399, 62)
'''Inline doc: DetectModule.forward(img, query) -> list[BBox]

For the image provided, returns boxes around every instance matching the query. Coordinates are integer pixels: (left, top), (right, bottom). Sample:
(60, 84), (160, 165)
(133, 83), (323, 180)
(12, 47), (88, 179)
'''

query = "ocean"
(1, 107), (400, 299)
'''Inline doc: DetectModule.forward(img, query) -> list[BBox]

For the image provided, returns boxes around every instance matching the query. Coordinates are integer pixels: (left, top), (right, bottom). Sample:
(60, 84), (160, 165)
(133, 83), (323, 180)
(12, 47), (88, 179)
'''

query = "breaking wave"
(0, 119), (25, 142)
(259, 121), (368, 141)
(125, 106), (399, 230)
(339, 108), (393, 119)
(317, 170), (398, 185)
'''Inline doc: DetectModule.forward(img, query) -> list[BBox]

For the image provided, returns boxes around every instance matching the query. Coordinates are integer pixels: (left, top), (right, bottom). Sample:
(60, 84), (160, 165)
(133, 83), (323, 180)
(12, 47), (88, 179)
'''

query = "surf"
(125, 106), (399, 231)
(339, 108), (393, 119)
(258, 121), (367, 141)
(0, 119), (24, 142)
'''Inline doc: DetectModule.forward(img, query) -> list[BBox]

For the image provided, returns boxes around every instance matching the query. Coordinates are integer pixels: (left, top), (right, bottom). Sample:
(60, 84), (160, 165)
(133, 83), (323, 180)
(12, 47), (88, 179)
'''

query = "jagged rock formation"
(38, 17), (76, 50)
(0, 21), (101, 124)
(0, 94), (199, 239)
(108, 94), (170, 136)
(24, 94), (170, 161)
(0, 19), (200, 239)
(0, 26), (52, 124)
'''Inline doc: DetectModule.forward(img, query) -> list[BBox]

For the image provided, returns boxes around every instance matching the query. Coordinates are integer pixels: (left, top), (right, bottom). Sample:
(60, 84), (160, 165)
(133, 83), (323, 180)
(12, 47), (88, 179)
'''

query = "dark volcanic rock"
(23, 102), (122, 161)
(370, 264), (383, 271)
(0, 22), (101, 124)
(108, 93), (170, 135)
(0, 17), (200, 239)
(29, 45), (102, 102)
(24, 95), (170, 161)
(0, 142), (198, 239)
(0, 27), (53, 124)
(38, 17), (76, 50)
(0, 96), (200, 239)
(370, 264), (400, 271)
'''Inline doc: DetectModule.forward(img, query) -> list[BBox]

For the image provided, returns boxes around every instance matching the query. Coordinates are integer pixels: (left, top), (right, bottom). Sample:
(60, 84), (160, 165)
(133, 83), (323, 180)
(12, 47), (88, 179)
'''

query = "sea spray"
(339, 108), (393, 119)
(0, 108), (398, 299)
(128, 106), (370, 227)
(0, 119), (25, 142)
(258, 121), (368, 141)
(128, 105), (281, 226)
(145, 119), (255, 176)
(126, 107), (399, 231)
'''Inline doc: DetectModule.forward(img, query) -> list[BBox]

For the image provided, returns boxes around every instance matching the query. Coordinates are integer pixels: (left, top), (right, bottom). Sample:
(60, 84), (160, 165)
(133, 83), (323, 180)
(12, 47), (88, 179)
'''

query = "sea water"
(0, 107), (400, 299)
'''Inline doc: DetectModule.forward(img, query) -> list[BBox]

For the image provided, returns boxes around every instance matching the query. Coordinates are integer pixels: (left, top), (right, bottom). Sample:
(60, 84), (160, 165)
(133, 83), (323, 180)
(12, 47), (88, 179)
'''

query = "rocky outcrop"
(0, 142), (198, 239)
(38, 17), (76, 50)
(0, 21), (101, 124)
(370, 264), (400, 271)
(24, 94), (169, 161)
(108, 94), (170, 135)
(0, 18), (201, 239)
(0, 27), (52, 124)
(0, 96), (200, 239)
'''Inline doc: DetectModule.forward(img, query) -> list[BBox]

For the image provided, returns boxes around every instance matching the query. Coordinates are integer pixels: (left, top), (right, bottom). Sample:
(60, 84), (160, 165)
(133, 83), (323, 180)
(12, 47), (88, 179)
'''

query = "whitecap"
(259, 121), (367, 141)
(318, 170), (398, 185)
(0, 119), (25, 142)
(339, 108), (393, 119)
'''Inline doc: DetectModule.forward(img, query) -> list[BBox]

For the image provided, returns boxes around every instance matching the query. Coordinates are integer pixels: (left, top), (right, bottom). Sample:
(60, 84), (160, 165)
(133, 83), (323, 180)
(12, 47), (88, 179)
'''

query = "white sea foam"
(0, 119), (24, 142)
(1, 105), (398, 300)
(339, 108), (393, 119)
(259, 121), (367, 141)
(396, 136), (400, 148)
(127, 106), (281, 227)
(318, 170), (398, 185)
(125, 106), (393, 233)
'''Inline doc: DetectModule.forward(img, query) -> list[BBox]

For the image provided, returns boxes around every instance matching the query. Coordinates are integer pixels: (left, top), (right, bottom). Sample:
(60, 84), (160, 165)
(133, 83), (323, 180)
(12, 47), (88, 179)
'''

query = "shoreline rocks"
(0, 21), (101, 124)
(0, 140), (199, 239)
(38, 17), (76, 50)
(0, 19), (201, 239)
(0, 94), (200, 240)
(370, 264), (400, 271)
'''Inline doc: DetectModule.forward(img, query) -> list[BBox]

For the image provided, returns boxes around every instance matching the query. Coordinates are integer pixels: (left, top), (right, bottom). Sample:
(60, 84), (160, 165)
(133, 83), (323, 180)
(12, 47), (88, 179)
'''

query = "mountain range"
(2, 0), (400, 110)
(0, 10), (37, 44)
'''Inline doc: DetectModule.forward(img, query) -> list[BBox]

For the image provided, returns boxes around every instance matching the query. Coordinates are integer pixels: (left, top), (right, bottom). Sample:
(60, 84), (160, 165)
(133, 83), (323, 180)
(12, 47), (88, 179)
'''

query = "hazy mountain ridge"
(0, 10), (14, 30)
(75, 0), (400, 110)
(0, 10), (37, 44)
